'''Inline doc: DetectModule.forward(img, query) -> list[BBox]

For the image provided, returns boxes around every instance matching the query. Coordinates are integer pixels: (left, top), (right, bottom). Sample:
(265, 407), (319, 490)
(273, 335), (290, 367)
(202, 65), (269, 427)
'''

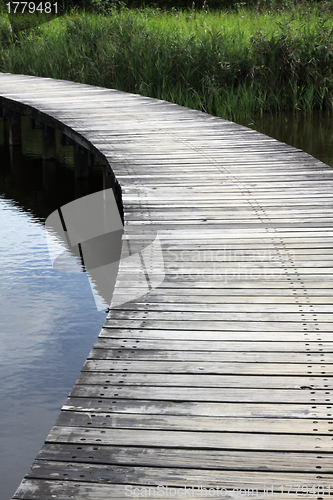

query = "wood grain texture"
(1, 72), (332, 500)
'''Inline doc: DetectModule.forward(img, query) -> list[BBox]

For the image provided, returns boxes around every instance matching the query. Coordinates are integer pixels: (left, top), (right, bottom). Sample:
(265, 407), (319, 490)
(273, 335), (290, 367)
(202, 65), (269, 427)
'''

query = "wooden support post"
(88, 152), (95, 168)
(30, 118), (43, 130)
(74, 144), (89, 180)
(43, 159), (57, 195)
(103, 165), (114, 190)
(42, 125), (56, 161)
(9, 145), (23, 175)
(3, 116), (9, 145)
(8, 113), (22, 146)
(60, 133), (74, 147)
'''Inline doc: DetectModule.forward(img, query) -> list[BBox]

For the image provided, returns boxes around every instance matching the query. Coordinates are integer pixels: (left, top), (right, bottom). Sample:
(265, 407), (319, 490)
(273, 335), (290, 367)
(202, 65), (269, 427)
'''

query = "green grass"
(1, 2), (333, 121)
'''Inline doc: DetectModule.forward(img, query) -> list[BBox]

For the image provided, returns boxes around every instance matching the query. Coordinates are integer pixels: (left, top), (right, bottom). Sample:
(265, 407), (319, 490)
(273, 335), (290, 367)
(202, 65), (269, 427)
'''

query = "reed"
(1, 2), (332, 121)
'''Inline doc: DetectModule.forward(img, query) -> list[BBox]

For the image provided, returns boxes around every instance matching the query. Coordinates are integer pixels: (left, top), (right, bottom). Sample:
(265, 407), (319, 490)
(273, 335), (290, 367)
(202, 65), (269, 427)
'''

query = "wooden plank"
(82, 359), (333, 376)
(69, 385), (333, 404)
(25, 460), (333, 488)
(54, 411), (333, 435)
(122, 198), (333, 205)
(76, 372), (333, 389)
(124, 216), (333, 224)
(37, 443), (333, 473)
(88, 349), (333, 362)
(46, 425), (333, 452)
(63, 398), (333, 419)
(113, 277), (333, 289)
(101, 322), (333, 334)
(98, 327), (333, 341)
(92, 339), (333, 352)
(113, 287), (333, 297)
(108, 294), (333, 303)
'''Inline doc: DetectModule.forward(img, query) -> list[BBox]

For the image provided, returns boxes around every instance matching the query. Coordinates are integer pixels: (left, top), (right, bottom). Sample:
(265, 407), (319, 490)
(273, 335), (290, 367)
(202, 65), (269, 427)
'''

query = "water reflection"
(0, 117), (114, 500)
(0, 117), (105, 219)
(240, 110), (333, 169)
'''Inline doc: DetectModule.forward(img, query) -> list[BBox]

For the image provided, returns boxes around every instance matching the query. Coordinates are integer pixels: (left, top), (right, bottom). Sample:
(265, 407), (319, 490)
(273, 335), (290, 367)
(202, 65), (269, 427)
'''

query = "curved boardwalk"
(1, 73), (333, 500)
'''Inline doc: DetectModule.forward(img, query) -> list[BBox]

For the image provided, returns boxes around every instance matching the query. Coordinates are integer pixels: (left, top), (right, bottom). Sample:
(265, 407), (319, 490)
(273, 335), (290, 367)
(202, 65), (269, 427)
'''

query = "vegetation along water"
(0, 1), (333, 122)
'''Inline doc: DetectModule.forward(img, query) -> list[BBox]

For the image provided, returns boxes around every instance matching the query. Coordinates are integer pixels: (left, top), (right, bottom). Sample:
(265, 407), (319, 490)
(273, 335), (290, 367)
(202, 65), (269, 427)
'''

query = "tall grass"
(1, 3), (333, 121)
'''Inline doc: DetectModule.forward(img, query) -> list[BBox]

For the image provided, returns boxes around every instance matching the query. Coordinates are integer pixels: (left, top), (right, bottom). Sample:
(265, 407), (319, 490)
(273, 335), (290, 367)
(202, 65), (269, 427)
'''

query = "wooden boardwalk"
(1, 72), (333, 500)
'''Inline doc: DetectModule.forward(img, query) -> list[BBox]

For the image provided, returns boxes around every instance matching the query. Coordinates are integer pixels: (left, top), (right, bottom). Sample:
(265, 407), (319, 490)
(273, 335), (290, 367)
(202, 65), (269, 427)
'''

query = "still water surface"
(0, 111), (332, 499)
(0, 118), (106, 499)
(242, 111), (333, 168)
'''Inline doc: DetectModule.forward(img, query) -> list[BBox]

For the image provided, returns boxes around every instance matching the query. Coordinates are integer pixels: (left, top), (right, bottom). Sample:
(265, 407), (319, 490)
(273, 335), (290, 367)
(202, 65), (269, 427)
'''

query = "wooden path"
(1, 73), (333, 499)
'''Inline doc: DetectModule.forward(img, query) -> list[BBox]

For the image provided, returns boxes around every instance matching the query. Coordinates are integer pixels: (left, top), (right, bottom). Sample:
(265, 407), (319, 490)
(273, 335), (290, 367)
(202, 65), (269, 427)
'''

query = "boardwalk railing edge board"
(0, 72), (332, 500)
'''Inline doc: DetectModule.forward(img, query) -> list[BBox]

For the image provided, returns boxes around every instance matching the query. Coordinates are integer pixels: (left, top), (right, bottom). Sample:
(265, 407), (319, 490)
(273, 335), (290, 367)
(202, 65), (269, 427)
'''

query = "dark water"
(0, 117), (107, 500)
(0, 110), (332, 500)
(240, 110), (333, 169)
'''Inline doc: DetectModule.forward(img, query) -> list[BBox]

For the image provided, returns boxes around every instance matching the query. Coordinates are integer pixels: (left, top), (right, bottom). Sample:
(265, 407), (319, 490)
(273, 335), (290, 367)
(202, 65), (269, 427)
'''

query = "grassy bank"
(1, 3), (333, 121)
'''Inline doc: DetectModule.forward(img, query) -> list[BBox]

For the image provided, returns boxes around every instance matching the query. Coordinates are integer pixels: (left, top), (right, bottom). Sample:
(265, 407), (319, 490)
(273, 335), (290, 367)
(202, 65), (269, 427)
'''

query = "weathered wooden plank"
(37, 443), (333, 473)
(123, 197), (333, 204)
(54, 411), (333, 435)
(82, 359), (333, 376)
(108, 294), (333, 303)
(69, 385), (333, 404)
(106, 306), (333, 324)
(114, 275), (333, 286)
(25, 460), (333, 488)
(113, 277), (333, 289)
(124, 216), (333, 224)
(46, 425), (333, 452)
(92, 339), (333, 352)
(113, 287), (333, 298)
(103, 319), (332, 332)
(76, 372), (333, 389)
(98, 327), (333, 341)
(88, 349), (333, 363)
(122, 262), (333, 273)
(63, 398), (332, 419)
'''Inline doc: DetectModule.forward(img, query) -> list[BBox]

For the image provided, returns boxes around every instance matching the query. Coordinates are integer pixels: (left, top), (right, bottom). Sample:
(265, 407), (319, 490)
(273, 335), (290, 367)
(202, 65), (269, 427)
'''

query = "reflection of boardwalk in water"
(1, 73), (333, 499)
